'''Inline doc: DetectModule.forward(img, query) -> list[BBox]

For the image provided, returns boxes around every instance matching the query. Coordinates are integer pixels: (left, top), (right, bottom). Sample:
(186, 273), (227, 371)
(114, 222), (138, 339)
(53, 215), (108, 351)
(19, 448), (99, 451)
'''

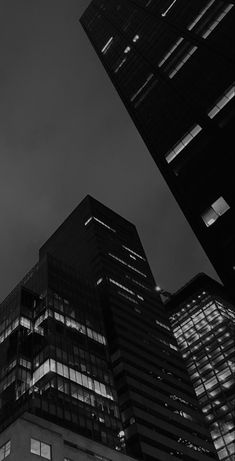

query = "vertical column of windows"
(170, 295), (235, 461)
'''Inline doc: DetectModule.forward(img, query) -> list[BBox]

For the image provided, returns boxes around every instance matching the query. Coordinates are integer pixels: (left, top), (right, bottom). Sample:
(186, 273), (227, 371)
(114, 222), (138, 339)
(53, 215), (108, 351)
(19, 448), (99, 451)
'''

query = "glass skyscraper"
(167, 274), (235, 461)
(80, 0), (235, 298)
(0, 196), (217, 461)
(0, 254), (123, 451)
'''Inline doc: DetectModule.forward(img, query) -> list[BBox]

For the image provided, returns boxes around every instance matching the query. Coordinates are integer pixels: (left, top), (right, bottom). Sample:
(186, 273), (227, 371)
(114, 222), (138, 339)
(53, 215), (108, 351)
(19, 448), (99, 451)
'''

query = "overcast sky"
(0, 0), (219, 302)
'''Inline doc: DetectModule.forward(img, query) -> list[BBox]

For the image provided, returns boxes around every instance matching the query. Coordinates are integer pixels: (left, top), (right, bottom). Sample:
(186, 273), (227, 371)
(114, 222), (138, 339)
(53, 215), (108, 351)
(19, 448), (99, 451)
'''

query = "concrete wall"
(0, 413), (136, 461)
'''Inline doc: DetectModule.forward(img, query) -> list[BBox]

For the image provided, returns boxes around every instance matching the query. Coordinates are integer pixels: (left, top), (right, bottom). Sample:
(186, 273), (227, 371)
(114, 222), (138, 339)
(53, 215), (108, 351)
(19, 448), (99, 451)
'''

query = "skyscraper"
(167, 274), (235, 461)
(0, 255), (128, 460)
(80, 0), (235, 297)
(0, 196), (217, 461)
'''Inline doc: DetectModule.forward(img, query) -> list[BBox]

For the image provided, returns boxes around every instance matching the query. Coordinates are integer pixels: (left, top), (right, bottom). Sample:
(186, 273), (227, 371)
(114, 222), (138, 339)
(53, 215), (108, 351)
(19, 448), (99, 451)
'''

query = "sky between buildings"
(0, 0), (219, 302)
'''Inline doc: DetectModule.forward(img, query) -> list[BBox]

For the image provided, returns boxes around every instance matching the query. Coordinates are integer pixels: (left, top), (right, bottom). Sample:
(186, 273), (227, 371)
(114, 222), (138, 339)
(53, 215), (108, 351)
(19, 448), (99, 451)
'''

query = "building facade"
(80, 0), (235, 297)
(0, 196), (219, 461)
(167, 274), (235, 461)
(0, 255), (123, 452)
(0, 412), (135, 461)
(39, 195), (218, 461)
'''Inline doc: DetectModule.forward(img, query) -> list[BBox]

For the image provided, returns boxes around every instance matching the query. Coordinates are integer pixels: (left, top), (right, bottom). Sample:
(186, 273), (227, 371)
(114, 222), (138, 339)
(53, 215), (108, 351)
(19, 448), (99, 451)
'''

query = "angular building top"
(80, 1), (235, 298)
(1, 196), (218, 461)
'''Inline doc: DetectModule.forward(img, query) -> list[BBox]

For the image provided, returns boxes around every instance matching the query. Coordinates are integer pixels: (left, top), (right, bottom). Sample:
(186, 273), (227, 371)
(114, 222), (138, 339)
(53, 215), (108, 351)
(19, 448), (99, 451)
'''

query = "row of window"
(35, 308), (106, 345)
(0, 441), (10, 460)
(166, 84), (234, 164)
(32, 359), (114, 401)
(171, 296), (235, 461)
(2, 434), (116, 460)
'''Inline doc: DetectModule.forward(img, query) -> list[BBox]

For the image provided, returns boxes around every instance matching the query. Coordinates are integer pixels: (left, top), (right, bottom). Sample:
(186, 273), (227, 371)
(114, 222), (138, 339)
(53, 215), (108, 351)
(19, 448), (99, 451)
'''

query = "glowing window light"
(32, 359), (114, 400)
(101, 37), (113, 54)
(161, 0), (177, 17)
(0, 441), (11, 459)
(122, 245), (145, 260)
(137, 294), (144, 300)
(131, 74), (154, 102)
(84, 217), (92, 226)
(168, 46), (198, 79)
(109, 278), (134, 295)
(0, 318), (20, 345)
(158, 37), (184, 67)
(118, 291), (139, 304)
(202, 4), (234, 38)
(202, 197), (230, 227)
(208, 85), (235, 118)
(124, 46), (131, 54)
(108, 252), (147, 277)
(20, 317), (31, 330)
(84, 216), (116, 232)
(187, 0), (216, 30)
(166, 124), (202, 163)
(114, 57), (127, 73)
(133, 34), (139, 42)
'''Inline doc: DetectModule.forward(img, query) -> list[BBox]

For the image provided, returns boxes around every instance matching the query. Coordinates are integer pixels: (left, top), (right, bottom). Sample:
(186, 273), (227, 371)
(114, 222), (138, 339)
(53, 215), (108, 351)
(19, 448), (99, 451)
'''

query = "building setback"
(166, 274), (235, 461)
(39, 195), (217, 461)
(80, 0), (235, 298)
(0, 196), (218, 461)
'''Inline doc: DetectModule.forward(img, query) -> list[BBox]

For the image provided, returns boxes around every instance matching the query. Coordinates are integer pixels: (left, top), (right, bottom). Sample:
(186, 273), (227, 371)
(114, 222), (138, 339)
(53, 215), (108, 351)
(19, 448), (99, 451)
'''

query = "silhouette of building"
(80, 0), (235, 298)
(167, 273), (235, 461)
(0, 196), (217, 461)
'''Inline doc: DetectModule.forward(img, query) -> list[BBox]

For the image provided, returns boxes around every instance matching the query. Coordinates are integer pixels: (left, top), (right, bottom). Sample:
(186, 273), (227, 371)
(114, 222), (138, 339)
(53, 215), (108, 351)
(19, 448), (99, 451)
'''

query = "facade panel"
(0, 196), (218, 461)
(80, 1), (235, 298)
(167, 274), (235, 461)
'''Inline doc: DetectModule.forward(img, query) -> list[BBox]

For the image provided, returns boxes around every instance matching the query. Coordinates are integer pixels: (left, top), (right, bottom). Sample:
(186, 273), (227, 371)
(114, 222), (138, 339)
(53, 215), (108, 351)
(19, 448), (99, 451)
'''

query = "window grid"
(171, 295), (235, 461)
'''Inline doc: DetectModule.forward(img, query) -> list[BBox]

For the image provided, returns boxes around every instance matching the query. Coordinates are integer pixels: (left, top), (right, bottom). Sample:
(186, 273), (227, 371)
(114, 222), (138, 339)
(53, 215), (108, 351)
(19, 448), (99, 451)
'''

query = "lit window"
(155, 319), (171, 331)
(133, 34), (139, 42)
(187, 0), (216, 30)
(109, 277), (134, 295)
(131, 74), (154, 102)
(166, 124), (202, 163)
(122, 245), (145, 260)
(168, 46), (198, 79)
(208, 85), (235, 118)
(158, 37), (184, 67)
(202, 197), (230, 227)
(124, 46), (131, 54)
(0, 441), (11, 459)
(20, 316), (31, 330)
(96, 277), (103, 285)
(101, 37), (113, 54)
(84, 216), (116, 232)
(119, 291), (139, 304)
(137, 294), (144, 300)
(30, 439), (51, 460)
(114, 57), (127, 73)
(84, 217), (92, 226)
(161, 0), (177, 16)
(108, 252), (147, 277)
(201, 4), (234, 38)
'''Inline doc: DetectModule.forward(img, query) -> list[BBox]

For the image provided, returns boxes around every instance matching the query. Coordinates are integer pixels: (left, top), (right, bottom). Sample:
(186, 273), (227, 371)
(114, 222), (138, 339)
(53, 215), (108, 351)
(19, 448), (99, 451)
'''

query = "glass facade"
(80, 0), (235, 298)
(39, 196), (217, 461)
(0, 196), (218, 461)
(168, 277), (235, 461)
(0, 255), (122, 451)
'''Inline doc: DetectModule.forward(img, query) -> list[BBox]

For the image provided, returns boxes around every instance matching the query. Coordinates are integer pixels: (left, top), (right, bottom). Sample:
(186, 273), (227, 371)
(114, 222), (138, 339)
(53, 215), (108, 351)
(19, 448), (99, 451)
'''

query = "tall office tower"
(80, 1), (235, 297)
(39, 195), (218, 461)
(0, 254), (130, 460)
(166, 274), (235, 461)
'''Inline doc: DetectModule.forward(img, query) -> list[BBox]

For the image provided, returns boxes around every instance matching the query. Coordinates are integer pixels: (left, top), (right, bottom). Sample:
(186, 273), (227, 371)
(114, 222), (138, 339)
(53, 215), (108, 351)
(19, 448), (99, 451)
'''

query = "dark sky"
(0, 0), (219, 302)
